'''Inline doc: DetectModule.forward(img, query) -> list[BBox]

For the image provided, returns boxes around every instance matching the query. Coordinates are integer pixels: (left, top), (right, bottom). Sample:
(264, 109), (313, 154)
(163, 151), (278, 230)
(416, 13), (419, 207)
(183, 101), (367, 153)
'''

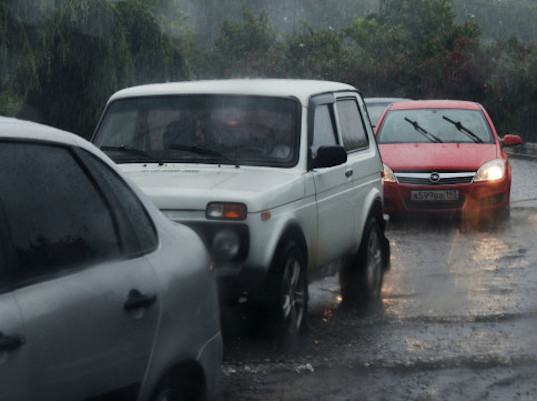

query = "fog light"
(212, 230), (240, 261)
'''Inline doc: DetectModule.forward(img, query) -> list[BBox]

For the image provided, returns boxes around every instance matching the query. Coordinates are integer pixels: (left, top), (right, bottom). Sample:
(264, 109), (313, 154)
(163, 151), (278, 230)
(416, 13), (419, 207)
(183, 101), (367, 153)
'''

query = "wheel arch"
(148, 359), (207, 401)
(273, 223), (308, 267)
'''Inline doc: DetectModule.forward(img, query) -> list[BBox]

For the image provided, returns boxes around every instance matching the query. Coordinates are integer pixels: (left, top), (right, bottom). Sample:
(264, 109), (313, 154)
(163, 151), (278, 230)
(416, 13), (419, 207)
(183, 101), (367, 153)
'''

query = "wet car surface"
(0, 117), (223, 401)
(216, 156), (537, 400)
(375, 100), (523, 219)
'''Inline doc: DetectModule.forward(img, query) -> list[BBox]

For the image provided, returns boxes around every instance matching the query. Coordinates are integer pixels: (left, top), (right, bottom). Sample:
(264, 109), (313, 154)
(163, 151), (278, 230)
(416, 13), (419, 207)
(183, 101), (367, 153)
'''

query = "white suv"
(92, 79), (390, 339)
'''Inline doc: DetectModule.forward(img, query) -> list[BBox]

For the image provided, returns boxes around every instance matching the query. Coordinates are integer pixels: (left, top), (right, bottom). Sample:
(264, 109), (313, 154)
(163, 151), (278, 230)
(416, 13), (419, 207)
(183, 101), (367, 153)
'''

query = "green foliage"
(215, 9), (275, 60)
(380, 0), (455, 56)
(206, 9), (280, 78)
(18, 0), (133, 138)
(283, 24), (346, 80)
(2, 0), (190, 138)
(2, 0), (537, 142)
(115, 0), (189, 84)
(483, 38), (537, 140)
(0, 0), (38, 110)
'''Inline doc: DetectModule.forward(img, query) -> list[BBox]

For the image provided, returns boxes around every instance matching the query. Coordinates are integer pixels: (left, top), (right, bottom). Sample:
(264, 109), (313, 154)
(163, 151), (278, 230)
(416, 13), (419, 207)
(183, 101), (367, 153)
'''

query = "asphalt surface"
(216, 150), (537, 401)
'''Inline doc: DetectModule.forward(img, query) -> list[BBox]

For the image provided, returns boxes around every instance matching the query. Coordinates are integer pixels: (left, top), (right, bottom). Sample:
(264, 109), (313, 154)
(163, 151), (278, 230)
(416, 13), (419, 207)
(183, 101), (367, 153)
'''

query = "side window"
(311, 104), (337, 159)
(81, 152), (158, 254)
(336, 98), (369, 151)
(0, 142), (121, 285)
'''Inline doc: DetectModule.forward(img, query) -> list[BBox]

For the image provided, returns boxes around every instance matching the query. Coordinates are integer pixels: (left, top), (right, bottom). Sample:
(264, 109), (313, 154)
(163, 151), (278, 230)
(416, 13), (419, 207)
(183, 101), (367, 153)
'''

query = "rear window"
(376, 109), (494, 144)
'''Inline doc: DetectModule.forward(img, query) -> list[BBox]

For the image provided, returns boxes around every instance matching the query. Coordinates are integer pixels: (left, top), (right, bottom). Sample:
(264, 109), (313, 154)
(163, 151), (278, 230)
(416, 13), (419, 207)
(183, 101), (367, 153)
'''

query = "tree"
(283, 24), (346, 80)
(343, 0), (486, 100)
(484, 38), (537, 140)
(205, 9), (280, 78)
(18, 0), (133, 138)
(0, 0), (38, 115)
(5, 0), (190, 138)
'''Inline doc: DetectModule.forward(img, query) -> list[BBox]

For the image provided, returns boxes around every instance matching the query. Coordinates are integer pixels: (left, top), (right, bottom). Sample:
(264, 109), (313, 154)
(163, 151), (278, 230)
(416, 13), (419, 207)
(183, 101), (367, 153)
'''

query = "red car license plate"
(410, 190), (459, 201)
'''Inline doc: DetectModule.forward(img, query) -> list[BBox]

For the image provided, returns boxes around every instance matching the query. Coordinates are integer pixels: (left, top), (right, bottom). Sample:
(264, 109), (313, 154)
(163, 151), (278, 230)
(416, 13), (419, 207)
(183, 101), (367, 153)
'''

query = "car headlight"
(206, 202), (247, 220)
(212, 229), (240, 261)
(474, 159), (506, 182)
(382, 163), (398, 183)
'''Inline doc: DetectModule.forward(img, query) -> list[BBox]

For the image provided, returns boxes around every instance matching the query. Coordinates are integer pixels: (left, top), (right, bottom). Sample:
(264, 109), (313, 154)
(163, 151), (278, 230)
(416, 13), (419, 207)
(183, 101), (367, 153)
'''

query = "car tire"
(264, 239), (308, 341)
(152, 375), (203, 401)
(340, 217), (384, 305)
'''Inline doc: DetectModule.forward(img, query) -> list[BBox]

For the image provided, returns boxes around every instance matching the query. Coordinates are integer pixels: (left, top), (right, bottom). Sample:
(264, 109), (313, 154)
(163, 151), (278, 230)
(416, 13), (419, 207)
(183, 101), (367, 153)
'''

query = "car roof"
(108, 79), (358, 104)
(0, 116), (107, 157)
(388, 99), (482, 111)
(365, 97), (410, 104)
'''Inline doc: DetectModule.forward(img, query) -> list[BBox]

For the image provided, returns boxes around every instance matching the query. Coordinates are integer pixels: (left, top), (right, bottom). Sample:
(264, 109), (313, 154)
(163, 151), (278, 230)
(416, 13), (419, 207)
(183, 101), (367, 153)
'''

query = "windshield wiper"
(168, 144), (239, 167)
(101, 145), (163, 165)
(404, 118), (443, 143)
(442, 115), (484, 143)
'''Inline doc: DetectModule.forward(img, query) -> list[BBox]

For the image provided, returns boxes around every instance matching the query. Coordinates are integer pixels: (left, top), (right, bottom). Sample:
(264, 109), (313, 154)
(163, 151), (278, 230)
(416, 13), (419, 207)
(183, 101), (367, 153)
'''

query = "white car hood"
(120, 164), (306, 213)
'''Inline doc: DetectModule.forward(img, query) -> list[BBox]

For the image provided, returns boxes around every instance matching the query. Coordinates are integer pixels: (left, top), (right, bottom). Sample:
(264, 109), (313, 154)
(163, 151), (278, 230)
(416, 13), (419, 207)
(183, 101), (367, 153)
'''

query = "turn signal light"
(206, 202), (247, 220)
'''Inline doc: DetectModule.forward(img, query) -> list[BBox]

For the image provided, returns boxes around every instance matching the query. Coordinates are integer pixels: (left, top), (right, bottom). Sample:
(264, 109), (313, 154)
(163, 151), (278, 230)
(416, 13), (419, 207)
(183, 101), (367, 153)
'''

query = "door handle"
(124, 289), (157, 311)
(345, 168), (353, 177)
(0, 332), (26, 352)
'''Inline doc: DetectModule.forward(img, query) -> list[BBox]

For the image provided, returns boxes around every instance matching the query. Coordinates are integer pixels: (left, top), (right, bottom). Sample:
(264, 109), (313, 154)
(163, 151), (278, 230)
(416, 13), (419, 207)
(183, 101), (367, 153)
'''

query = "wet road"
(216, 157), (537, 401)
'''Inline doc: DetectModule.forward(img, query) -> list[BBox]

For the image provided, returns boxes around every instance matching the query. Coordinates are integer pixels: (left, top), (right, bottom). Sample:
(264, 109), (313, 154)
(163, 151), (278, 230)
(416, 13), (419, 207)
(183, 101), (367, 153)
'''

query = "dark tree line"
(1, 0), (537, 140)
(1, 0), (190, 138)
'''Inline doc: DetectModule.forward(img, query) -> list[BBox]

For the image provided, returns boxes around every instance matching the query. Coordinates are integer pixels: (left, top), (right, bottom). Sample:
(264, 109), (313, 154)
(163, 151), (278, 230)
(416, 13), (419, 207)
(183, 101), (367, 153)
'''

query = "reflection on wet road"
(218, 158), (537, 400)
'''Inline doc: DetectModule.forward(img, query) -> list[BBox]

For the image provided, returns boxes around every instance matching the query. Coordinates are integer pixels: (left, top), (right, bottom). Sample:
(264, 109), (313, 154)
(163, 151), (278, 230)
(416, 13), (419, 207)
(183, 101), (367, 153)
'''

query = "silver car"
(365, 97), (411, 128)
(0, 117), (222, 401)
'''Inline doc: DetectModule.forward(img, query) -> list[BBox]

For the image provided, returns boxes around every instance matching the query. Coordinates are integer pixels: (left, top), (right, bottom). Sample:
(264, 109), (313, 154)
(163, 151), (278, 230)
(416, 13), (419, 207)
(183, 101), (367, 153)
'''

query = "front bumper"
(180, 221), (267, 303)
(384, 178), (510, 215)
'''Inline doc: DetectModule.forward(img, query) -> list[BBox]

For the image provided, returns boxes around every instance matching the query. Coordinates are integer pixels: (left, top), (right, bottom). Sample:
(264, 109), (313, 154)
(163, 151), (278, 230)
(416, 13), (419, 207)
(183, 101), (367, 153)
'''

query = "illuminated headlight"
(206, 202), (247, 220)
(474, 159), (506, 182)
(382, 163), (398, 183)
(212, 230), (240, 261)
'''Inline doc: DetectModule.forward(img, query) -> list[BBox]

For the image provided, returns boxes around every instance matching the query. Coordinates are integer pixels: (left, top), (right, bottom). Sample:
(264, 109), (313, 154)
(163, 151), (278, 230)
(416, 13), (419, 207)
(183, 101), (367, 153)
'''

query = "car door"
(334, 93), (383, 242)
(0, 228), (27, 401)
(309, 94), (356, 267)
(0, 140), (160, 401)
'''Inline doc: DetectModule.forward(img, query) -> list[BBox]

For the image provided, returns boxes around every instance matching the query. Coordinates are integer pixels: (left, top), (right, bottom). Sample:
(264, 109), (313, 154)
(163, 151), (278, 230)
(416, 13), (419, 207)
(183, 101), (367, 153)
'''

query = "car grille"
(395, 172), (475, 186)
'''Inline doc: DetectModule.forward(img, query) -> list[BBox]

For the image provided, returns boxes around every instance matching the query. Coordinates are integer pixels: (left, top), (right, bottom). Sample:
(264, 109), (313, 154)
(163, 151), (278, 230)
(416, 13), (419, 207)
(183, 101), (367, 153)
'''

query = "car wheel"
(340, 217), (384, 305)
(153, 388), (184, 401)
(265, 240), (308, 340)
(152, 375), (203, 401)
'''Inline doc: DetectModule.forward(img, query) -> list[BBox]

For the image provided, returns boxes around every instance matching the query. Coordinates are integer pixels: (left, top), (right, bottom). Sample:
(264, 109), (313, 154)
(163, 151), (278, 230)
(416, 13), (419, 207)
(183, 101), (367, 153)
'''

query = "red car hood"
(379, 143), (499, 171)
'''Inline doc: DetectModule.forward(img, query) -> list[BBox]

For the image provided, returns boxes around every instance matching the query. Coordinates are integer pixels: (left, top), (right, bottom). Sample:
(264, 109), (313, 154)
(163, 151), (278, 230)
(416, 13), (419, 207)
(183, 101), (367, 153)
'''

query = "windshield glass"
(376, 109), (494, 144)
(93, 95), (300, 167)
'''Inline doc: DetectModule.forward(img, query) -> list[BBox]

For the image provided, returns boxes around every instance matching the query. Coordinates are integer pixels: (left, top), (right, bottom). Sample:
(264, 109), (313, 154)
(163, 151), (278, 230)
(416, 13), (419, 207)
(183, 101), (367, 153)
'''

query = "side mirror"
(501, 133), (523, 147)
(311, 145), (347, 168)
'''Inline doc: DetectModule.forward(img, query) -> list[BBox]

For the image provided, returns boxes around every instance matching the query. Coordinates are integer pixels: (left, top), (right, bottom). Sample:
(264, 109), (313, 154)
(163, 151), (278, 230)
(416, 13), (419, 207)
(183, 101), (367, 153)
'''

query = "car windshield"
(92, 95), (300, 167)
(376, 109), (494, 144)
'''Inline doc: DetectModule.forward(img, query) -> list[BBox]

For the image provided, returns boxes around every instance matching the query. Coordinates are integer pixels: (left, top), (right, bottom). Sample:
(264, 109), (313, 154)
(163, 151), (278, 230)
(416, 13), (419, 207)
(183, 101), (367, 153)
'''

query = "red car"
(374, 100), (522, 220)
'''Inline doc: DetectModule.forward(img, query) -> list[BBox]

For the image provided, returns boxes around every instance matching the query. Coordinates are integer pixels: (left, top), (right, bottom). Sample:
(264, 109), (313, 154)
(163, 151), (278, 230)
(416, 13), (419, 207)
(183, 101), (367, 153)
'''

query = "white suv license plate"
(411, 190), (459, 201)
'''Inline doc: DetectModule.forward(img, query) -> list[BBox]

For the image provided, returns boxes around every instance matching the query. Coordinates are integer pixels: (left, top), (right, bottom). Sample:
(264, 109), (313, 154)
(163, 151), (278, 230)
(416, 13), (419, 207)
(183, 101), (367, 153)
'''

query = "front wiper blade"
(442, 115), (484, 143)
(101, 145), (163, 164)
(168, 144), (239, 167)
(404, 118), (443, 143)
